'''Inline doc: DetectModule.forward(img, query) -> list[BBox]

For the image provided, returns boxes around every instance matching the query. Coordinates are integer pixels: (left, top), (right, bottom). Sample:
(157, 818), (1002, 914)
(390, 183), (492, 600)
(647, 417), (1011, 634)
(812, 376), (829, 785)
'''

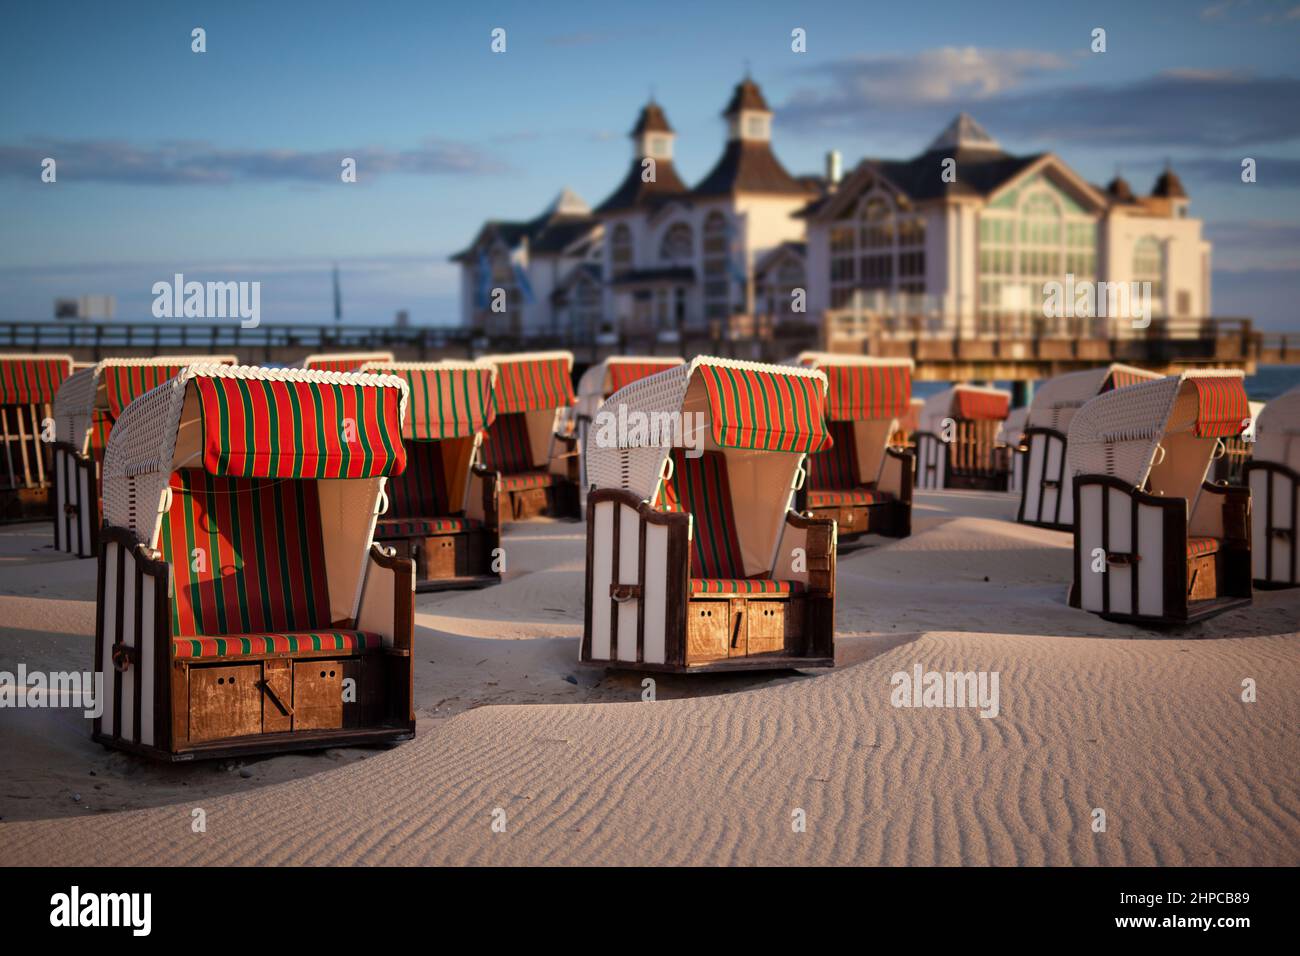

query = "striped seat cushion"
(691, 579), (804, 597)
(806, 421), (860, 491)
(376, 516), (480, 536)
(160, 470), (332, 638)
(173, 630), (383, 660)
(1187, 536), (1221, 559)
(656, 450), (746, 579)
(808, 488), (891, 507)
(482, 412), (535, 475)
(500, 470), (555, 492)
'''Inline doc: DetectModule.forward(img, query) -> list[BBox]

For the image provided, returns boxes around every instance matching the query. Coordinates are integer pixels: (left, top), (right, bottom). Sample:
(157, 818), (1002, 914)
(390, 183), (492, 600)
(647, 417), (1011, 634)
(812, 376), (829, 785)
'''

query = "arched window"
(659, 222), (693, 263)
(611, 224), (633, 277)
(702, 212), (731, 320)
(1132, 236), (1165, 317)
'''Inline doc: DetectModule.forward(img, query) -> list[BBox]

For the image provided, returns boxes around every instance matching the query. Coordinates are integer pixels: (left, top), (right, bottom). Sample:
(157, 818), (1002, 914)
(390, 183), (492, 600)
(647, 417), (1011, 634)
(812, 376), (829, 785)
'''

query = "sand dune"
(0, 493), (1296, 866)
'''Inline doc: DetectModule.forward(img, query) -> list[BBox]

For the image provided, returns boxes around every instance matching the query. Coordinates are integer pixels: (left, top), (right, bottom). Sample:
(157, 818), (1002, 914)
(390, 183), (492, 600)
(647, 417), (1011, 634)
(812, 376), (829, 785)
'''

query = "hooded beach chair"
(913, 384), (1013, 491)
(52, 356), (236, 557)
(1068, 370), (1253, 625)
(478, 351), (580, 521)
(94, 364), (415, 760)
(1245, 384), (1299, 587)
(792, 353), (914, 542)
(1017, 364), (1161, 530)
(359, 360), (501, 590)
(581, 357), (836, 672)
(575, 356), (685, 516)
(0, 353), (73, 522)
(1211, 400), (1264, 485)
(302, 351), (396, 372)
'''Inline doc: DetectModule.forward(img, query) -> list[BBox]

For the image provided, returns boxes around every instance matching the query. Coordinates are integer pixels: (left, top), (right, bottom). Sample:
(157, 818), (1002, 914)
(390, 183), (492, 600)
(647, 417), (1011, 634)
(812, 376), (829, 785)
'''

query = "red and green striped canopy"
(398, 365), (495, 441)
(822, 363), (911, 421)
(953, 389), (1010, 421)
(1104, 367), (1154, 392)
(0, 357), (72, 404)
(103, 364), (194, 419)
(494, 357), (575, 414)
(193, 376), (406, 478)
(1189, 377), (1249, 438)
(698, 364), (830, 454)
(607, 360), (680, 396)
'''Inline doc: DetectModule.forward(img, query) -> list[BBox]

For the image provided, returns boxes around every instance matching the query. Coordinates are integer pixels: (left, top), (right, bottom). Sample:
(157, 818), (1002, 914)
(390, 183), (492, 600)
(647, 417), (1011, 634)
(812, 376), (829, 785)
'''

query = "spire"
(926, 113), (1001, 153)
(546, 187), (590, 218)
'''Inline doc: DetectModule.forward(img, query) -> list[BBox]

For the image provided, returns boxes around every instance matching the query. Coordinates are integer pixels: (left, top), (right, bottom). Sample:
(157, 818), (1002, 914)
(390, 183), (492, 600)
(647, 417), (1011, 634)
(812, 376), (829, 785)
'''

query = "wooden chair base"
(807, 500), (910, 542)
(0, 486), (53, 523)
(377, 526), (501, 592)
(505, 480), (580, 522)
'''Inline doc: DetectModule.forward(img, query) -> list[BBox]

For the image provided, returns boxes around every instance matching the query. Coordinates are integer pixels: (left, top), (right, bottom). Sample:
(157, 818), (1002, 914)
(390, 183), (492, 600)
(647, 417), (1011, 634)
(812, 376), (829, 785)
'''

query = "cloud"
(781, 55), (1300, 149)
(1178, 155), (1300, 187)
(785, 47), (1069, 122)
(0, 138), (508, 185)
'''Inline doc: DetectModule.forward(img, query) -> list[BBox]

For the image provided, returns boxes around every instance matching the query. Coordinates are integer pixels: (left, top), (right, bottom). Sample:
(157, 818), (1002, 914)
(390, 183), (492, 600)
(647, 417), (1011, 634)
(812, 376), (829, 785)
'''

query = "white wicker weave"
(996, 406), (1029, 446)
(53, 367), (96, 451)
(102, 364), (410, 548)
(1255, 383), (1300, 470)
(1025, 364), (1160, 432)
(575, 356), (685, 424)
(1066, 370), (1245, 488)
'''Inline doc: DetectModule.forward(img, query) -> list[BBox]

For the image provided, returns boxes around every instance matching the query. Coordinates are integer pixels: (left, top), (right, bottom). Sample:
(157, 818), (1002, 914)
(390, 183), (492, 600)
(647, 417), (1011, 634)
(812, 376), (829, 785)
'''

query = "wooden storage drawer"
(746, 601), (789, 656)
(511, 486), (549, 519)
(1187, 553), (1220, 601)
(687, 601), (730, 663)
(293, 660), (346, 731)
(189, 664), (263, 743)
(423, 534), (459, 578)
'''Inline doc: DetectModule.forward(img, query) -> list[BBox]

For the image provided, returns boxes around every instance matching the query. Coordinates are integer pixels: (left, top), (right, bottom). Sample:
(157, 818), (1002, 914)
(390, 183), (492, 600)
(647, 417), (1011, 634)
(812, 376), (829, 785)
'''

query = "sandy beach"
(0, 490), (1296, 866)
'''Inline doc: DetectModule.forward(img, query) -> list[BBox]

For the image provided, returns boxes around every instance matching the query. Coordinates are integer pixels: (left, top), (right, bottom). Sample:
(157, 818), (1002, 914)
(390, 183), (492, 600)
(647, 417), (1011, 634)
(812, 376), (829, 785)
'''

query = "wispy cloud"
(781, 55), (1300, 149)
(0, 138), (508, 185)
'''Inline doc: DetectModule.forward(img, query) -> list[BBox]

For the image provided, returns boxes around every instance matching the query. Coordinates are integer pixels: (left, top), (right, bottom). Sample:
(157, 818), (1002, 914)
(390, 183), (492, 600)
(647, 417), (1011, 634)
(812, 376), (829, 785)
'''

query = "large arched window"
(610, 224), (633, 277)
(659, 222), (693, 263)
(828, 189), (924, 309)
(702, 212), (731, 320)
(1132, 236), (1165, 317)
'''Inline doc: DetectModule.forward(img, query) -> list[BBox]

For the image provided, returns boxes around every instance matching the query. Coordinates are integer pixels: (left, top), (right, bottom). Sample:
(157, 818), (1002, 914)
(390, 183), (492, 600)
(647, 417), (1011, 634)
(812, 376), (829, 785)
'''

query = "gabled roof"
(723, 77), (770, 115)
(632, 102), (673, 135)
(926, 113), (1001, 153)
(595, 159), (690, 214)
(692, 139), (816, 198)
(451, 188), (599, 261)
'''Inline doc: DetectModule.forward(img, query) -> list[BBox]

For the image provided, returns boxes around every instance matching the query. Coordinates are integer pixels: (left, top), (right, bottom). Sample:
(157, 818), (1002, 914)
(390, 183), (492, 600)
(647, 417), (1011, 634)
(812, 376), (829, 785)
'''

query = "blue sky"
(1, 0), (1298, 328)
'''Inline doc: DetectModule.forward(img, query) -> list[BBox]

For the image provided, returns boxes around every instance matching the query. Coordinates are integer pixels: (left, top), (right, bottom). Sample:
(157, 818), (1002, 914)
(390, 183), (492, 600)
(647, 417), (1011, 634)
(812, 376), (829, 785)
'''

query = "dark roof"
(632, 102), (673, 135)
(1105, 176), (1136, 203)
(595, 158), (690, 214)
(723, 78), (770, 115)
(693, 140), (814, 198)
(871, 147), (1043, 200)
(1151, 168), (1187, 199)
(450, 209), (598, 261)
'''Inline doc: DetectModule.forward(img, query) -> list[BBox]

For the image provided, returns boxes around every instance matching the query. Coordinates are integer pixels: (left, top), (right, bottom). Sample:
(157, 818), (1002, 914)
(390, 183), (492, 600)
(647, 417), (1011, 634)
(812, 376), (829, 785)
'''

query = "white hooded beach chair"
(1244, 384), (1299, 587)
(914, 384), (1013, 491)
(1017, 364), (1160, 530)
(478, 351), (580, 521)
(52, 356), (236, 557)
(359, 360), (502, 591)
(95, 364), (416, 760)
(793, 352), (914, 541)
(581, 357), (836, 672)
(1068, 370), (1253, 625)
(302, 351), (396, 372)
(0, 353), (73, 522)
(575, 356), (685, 516)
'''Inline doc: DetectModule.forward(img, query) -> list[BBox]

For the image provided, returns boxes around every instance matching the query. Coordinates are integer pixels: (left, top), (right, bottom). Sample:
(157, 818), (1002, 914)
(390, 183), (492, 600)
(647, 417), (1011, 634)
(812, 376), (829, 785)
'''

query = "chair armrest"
(357, 543), (414, 651)
(775, 511), (836, 593)
(880, 447), (914, 503)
